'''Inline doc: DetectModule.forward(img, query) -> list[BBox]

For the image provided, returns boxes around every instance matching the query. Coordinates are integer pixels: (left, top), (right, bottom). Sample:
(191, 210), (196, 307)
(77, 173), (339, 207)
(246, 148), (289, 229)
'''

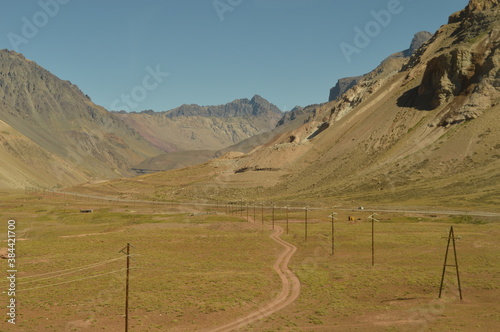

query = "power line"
(14, 257), (128, 285)
(18, 268), (133, 292)
(0, 257), (128, 287)
(17, 260), (127, 285)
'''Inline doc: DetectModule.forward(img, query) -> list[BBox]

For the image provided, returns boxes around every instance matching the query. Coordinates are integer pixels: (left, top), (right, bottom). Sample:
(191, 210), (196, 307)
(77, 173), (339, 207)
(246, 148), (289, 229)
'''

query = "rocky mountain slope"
(130, 101), (312, 173)
(0, 50), (163, 188)
(75, 0), (500, 211)
(113, 95), (286, 173)
(113, 95), (282, 153)
(226, 0), (500, 209)
(329, 31), (433, 101)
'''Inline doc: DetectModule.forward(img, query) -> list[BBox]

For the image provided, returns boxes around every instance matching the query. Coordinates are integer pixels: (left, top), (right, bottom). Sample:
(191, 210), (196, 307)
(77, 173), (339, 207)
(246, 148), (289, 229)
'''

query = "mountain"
(113, 95), (284, 173)
(128, 101), (313, 173)
(328, 31), (433, 101)
(113, 95), (283, 153)
(226, 0), (500, 209)
(0, 48), (286, 186)
(75, 0), (500, 212)
(216, 104), (316, 157)
(0, 49), (162, 189)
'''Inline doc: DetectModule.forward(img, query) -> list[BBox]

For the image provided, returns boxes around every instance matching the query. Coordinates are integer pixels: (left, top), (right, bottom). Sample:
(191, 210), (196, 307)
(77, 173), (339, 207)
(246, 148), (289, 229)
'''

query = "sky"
(0, 0), (469, 112)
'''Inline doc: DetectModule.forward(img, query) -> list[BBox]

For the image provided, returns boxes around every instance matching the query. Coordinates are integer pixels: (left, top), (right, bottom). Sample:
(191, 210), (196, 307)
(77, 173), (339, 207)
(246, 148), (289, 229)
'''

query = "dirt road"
(208, 226), (300, 332)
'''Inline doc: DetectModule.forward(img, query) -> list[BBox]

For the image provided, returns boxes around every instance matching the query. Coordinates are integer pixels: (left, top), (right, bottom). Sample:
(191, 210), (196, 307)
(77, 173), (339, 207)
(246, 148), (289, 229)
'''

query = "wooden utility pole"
(253, 203), (256, 222)
(439, 226), (463, 300)
(285, 206), (289, 234)
(119, 243), (134, 332)
(261, 202), (264, 227)
(369, 214), (378, 266)
(272, 203), (275, 230)
(329, 213), (337, 256)
(304, 206), (309, 242)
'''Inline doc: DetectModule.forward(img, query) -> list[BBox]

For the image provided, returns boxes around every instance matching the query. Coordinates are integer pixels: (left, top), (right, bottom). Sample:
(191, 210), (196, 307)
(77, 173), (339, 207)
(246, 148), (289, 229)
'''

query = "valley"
(0, 0), (499, 330)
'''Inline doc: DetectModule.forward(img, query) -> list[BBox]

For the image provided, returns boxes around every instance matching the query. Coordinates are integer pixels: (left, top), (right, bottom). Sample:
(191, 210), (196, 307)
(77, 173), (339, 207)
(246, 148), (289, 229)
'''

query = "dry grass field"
(0, 191), (498, 331)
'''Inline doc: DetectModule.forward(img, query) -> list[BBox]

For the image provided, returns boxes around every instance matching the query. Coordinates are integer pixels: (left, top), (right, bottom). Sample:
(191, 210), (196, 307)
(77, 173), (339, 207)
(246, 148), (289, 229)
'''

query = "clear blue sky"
(0, 0), (469, 112)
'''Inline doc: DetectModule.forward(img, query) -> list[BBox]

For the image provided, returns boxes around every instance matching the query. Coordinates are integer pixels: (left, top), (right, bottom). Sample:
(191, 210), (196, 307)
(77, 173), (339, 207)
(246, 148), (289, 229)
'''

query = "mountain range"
(72, 0), (500, 211)
(0, 50), (164, 188)
(114, 95), (283, 153)
(0, 50), (289, 188)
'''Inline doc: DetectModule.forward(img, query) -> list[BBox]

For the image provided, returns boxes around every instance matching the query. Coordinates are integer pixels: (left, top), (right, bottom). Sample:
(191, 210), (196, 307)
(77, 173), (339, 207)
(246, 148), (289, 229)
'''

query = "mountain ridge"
(0, 50), (287, 187)
(329, 31), (433, 101)
(0, 49), (163, 188)
(113, 95), (284, 153)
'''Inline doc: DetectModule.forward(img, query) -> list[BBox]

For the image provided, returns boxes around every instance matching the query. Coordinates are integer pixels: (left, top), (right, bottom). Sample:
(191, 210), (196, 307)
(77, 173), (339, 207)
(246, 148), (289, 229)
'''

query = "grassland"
(0, 193), (280, 331)
(0, 191), (498, 331)
(249, 211), (500, 331)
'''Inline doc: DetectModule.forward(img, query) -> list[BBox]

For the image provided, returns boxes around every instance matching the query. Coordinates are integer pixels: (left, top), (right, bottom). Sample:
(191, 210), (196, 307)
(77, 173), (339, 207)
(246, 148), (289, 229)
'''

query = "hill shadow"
(397, 87), (434, 111)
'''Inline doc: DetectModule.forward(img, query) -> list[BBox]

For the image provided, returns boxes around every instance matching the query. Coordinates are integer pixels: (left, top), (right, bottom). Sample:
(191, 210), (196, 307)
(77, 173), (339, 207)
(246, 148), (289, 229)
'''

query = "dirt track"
(208, 226), (301, 332)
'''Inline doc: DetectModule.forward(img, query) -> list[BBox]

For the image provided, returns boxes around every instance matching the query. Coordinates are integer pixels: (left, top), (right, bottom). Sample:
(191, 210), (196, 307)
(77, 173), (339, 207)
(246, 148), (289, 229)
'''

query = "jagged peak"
(467, 0), (499, 12)
(250, 94), (266, 103)
(160, 95), (281, 119)
(449, 0), (499, 23)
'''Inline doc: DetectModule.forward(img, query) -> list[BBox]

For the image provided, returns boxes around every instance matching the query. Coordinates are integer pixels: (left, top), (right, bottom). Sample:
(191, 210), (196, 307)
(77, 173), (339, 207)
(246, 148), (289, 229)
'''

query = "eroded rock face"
(467, 0), (499, 12)
(419, 30), (499, 104)
(418, 48), (476, 108)
(407, 31), (434, 56)
(449, 0), (500, 23)
(418, 2), (499, 126)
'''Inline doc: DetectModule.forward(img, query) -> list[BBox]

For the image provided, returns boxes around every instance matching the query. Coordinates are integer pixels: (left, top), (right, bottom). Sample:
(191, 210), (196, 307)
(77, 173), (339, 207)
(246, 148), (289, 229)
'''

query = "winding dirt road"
(208, 226), (301, 332)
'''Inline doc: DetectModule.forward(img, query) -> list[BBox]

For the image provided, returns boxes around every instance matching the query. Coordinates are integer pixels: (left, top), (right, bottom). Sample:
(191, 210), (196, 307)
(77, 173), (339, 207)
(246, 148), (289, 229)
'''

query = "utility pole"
(285, 206), (289, 234)
(369, 213), (378, 266)
(253, 203), (256, 222)
(439, 226), (463, 300)
(329, 212), (338, 256)
(261, 202), (264, 227)
(304, 206), (309, 242)
(119, 243), (134, 332)
(272, 203), (275, 230)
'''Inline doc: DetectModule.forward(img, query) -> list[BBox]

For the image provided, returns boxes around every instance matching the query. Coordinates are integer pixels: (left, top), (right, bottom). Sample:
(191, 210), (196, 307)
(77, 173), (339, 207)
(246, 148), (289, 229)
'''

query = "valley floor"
(0, 191), (498, 331)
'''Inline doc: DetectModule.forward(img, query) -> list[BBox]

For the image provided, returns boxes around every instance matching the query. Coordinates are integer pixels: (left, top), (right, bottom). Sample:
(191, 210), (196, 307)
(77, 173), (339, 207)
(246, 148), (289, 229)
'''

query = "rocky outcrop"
(405, 31), (434, 57)
(328, 76), (363, 102)
(329, 31), (432, 101)
(418, 4), (500, 125)
(276, 106), (305, 126)
(449, 0), (500, 23)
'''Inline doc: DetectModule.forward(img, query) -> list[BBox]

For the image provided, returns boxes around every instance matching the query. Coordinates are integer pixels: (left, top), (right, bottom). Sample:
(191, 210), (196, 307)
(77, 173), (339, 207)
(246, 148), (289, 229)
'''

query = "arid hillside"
(0, 50), (163, 188)
(216, 0), (500, 209)
(73, 0), (500, 212)
(0, 52), (288, 188)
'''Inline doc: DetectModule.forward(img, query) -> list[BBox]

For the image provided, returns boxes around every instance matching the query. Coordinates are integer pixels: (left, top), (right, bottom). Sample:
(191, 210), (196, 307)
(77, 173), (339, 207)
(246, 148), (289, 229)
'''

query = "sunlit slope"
(0, 50), (162, 188)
